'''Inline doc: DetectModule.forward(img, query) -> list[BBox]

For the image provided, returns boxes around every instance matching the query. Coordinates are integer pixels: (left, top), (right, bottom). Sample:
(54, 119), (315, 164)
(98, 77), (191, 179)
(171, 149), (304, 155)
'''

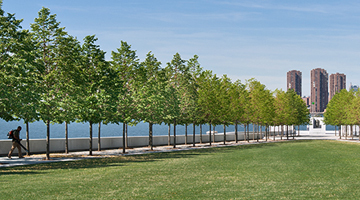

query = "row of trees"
(324, 89), (360, 139)
(0, 4), (310, 159)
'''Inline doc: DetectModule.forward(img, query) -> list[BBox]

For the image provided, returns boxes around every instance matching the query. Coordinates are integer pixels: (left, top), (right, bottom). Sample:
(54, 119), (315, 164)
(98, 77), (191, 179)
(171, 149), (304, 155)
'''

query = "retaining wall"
(0, 132), (263, 156)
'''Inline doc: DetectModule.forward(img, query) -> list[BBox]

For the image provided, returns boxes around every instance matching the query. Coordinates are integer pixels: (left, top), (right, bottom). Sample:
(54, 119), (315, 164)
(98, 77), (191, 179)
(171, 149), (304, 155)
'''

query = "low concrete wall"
(0, 132), (263, 156)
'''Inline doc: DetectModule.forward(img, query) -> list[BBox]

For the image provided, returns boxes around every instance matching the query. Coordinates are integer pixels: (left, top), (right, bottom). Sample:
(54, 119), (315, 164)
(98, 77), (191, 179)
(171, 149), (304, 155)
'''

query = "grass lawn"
(1, 140), (360, 199)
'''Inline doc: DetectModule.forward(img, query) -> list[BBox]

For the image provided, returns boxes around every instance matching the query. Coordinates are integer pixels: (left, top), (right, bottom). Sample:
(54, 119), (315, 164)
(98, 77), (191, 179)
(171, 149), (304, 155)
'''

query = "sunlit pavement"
(1, 131), (358, 168)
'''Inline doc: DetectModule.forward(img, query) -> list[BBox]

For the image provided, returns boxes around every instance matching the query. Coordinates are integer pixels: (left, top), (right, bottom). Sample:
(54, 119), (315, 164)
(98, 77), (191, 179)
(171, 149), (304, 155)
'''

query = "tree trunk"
(253, 124), (255, 141)
(256, 124), (259, 142)
(46, 120), (50, 160)
(168, 124), (171, 146)
(125, 123), (128, 148)
(335, 126), (337, 136)
(265, 126), (268, 142)
(244, 124), (249, 141)
(273, 126), (276, 141)
(339, 125), (342, 139)
(351, 125), (354, 140)
(293, 125), (295, 140)
(244, 124), (246, 142)
(356, 125), (358, 137)
(89, 121), (93, 156)
(173, 119), (177, 148)
(122, 122), (126, 153)
(26, 122), (30, 156)
(355, 125), (359, 136)
(247, 124), (250, 142)
(65, 121), (69, 154)
(185, 124), (188, 145)
(200, 124), (202, 144)
(149, 122), (153, 150)
(213, 125), (216, 144)
(193, 123), (196, 147)
(235, 122), (238, 143)
(246, 124), (248, 142)
(281, 125), (283, 140)
(265, 125), (268, 140)
(209, 123), (212, 145)
(98, 122), (101, 151)
(223, 124), (226, 145)
(286, 125), (289, 140)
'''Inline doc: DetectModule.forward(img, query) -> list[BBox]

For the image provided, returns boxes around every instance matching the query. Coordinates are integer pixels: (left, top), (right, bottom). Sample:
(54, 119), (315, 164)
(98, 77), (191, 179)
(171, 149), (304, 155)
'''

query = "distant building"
(349, 83), (359, 92)
(287, 70), (302, 96)
(302, 96), (311, 107)
(329, 73), (346, 101)
(310, 68), (328, 113)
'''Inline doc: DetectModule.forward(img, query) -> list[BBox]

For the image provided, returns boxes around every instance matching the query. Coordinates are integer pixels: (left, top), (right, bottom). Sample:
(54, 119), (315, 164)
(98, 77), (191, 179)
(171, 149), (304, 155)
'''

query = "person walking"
(8, 126), (24, 159)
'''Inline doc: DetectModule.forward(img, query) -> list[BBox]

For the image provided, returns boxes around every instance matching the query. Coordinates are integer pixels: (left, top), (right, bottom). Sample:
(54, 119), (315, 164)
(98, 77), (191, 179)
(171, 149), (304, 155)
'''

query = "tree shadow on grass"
(0, 157), (149, 175)
(0, 171), (41, 175)
(0, 140), (313, 175)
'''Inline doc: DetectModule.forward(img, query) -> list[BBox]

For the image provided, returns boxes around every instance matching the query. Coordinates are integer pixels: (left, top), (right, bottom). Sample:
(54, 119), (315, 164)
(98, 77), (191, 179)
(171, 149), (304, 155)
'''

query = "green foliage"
(273, 89), (289, 126)
(52, 35), (82, 124)
(30, 7), (68, 123)
(165, 53), (190, 125)
(135, 51), (165, 125)
(273, 89), (309, 127)
(218, 75), (232, 124)
(324, 89), (354, 126)
(0, 2), (38, 122)
(197, 70), (221, 125)
(109, 41), (139, 126)
(348, 90), (360, 125)
(0, 4), (315, 147)
(182, 55), (202, 125)
(30, 7), (79, 159)
(75, 35), (109, 125)
(286, 89), (310, 126)
(229, 80), (248, 125)
(247, 78), (274, 126)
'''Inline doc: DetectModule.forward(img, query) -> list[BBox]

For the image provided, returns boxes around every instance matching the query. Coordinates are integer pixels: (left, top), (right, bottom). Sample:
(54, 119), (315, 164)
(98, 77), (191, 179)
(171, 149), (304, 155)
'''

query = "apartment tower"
(310, 68), (328, 113)
(287, 70), (302, 96)
(329, 73), (346, 101)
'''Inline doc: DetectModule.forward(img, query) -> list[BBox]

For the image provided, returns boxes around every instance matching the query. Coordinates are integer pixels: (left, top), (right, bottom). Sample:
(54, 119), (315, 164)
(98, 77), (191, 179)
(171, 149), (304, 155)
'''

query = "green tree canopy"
(324, 89), (352, 126)
(0, 1), (38, 122)
(30, 7), (71, 159)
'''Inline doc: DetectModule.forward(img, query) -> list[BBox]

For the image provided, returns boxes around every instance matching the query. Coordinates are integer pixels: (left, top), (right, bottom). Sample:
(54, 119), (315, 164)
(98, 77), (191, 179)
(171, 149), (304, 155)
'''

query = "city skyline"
(2, 1), (360, 97)
(288, 69), (351, 98)
(287, 69), (350, 111)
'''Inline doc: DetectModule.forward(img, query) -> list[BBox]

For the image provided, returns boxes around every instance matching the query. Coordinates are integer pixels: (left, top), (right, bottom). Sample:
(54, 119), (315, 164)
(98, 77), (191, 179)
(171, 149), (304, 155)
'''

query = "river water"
(0, 119), (240, 140)
(0, 119), (334, 140)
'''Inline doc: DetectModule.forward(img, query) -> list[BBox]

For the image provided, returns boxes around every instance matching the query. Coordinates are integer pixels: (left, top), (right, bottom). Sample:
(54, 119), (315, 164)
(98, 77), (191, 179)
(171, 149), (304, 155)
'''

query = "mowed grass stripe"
(1, 140), (360, 199)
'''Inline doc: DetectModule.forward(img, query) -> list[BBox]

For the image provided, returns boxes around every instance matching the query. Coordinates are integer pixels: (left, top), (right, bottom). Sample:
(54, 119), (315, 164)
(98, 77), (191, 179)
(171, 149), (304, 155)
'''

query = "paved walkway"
(0, 131), (358, 168)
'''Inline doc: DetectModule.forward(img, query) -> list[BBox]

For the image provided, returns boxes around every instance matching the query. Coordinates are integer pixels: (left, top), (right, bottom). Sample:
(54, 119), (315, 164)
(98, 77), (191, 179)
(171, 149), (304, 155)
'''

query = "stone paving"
(0, 131), (358, 168)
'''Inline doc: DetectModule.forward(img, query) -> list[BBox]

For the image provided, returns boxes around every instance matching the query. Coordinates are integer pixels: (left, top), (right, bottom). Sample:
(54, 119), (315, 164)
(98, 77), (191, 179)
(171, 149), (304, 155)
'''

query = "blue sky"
(2, 0), (360, 96)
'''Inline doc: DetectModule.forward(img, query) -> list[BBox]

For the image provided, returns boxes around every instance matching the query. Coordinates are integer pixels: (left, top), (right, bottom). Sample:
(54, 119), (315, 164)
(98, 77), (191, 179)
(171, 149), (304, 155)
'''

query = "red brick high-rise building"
(310, 68), (328, 113)
(329, 73), (346, 101)
(302, 96), (310, 107)
(287, 70), (302, 96)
